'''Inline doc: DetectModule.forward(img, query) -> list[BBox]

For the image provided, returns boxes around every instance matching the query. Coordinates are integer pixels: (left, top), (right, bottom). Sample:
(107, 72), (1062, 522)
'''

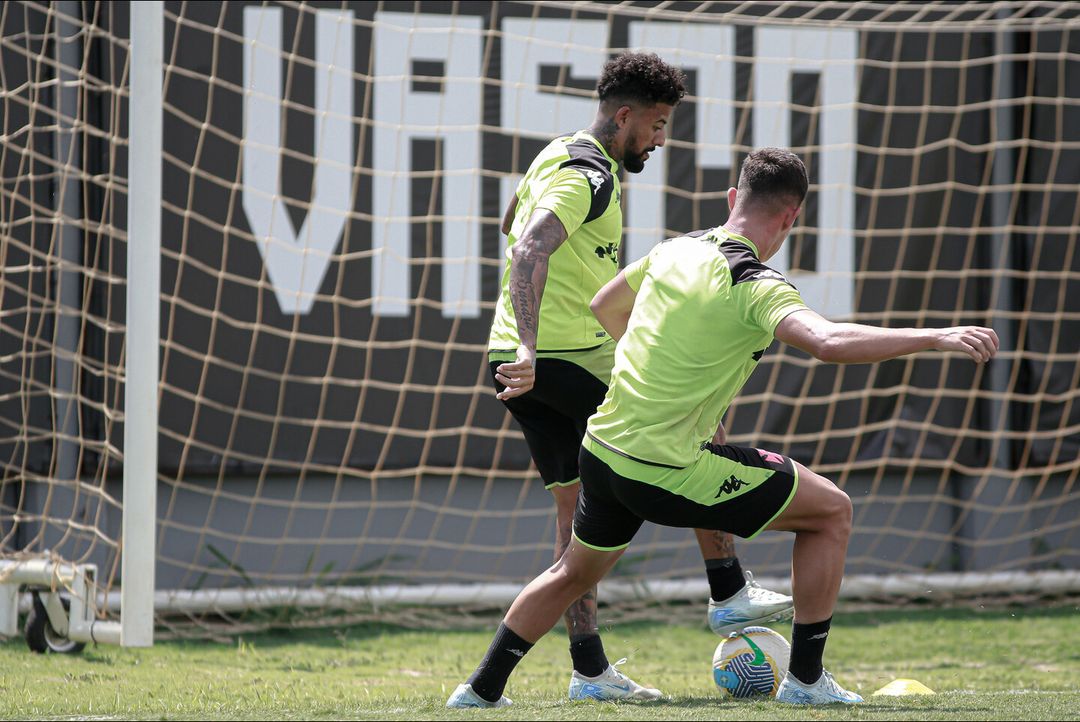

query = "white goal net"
(1, 1), (1078, 638)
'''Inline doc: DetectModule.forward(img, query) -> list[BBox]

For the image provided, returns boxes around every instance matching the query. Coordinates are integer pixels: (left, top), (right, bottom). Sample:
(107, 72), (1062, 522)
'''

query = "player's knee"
(822, 483), (852, 539)
(806, 472), (851, 538)
(552, 558), (601, 596)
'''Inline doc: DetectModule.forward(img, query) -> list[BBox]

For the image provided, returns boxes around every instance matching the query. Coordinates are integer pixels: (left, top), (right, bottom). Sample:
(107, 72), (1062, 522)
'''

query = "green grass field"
(1, 605), (1078, 720)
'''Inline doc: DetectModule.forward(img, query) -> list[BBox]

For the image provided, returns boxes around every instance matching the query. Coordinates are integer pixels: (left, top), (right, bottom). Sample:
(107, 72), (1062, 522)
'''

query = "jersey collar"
(713, 226), (761, 259)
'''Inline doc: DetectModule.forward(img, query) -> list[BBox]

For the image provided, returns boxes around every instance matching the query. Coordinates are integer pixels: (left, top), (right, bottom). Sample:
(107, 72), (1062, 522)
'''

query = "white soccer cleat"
(708, 571), (794, 635)
(445, 682), (513, 708)
(775, 669), (863, 705)
(568, 658), (662, 701)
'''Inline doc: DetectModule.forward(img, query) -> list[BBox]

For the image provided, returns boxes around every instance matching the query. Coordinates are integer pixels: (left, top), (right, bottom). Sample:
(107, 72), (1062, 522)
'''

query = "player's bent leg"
(696, 528), (793, 634)
(765, 461), (858, 702)
(763, 461), (852, 623)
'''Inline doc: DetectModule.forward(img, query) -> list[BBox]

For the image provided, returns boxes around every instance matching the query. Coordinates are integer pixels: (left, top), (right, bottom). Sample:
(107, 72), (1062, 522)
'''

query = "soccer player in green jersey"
(449, 148), (999, 707)
(473, 54), (792, 706)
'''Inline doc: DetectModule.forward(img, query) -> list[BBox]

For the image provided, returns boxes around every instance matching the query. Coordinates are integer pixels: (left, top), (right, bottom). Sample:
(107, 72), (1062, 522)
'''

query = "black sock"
(569, 633), (609, 677)
(705, 557), (745, 602)
(467, 623), (535, 702)
(788, 617), (832, 685)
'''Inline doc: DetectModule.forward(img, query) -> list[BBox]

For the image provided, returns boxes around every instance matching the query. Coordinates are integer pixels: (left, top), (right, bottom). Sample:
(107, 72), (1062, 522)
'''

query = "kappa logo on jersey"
(716, 474), (748, 497)
(583, 168), (605, 195)
(749, 269), (787, 282)
(594, 242), (618, 264)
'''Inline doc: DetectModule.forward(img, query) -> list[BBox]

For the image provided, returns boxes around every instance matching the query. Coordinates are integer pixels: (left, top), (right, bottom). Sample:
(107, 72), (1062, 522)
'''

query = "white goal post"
(0, 0), (161, 648)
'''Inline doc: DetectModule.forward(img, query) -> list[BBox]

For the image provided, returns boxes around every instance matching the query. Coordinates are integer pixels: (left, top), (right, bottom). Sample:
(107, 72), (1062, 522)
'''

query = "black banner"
(1, 2), (1077, 480)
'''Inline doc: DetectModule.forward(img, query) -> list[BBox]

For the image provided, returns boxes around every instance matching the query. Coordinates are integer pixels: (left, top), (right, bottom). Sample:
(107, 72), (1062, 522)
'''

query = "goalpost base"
(0, 556), (121, 647)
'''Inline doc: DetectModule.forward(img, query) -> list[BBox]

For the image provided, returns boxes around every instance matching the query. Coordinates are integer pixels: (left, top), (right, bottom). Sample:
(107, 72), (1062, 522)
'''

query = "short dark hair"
(597, 52), (686, 107)
(736, 148), (808, 208)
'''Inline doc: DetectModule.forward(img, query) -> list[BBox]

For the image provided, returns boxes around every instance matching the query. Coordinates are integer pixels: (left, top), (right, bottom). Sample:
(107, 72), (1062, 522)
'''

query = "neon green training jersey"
(488, 130), (622, 355)
(586, 227), (809, 471)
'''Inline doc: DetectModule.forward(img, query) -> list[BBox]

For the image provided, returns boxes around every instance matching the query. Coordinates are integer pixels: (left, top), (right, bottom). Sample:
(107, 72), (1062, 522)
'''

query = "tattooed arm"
(494, 209), (568, 401)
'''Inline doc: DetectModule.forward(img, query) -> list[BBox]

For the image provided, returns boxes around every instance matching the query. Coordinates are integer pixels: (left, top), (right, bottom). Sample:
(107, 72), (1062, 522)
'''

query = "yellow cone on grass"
(873, 678), (936, 696)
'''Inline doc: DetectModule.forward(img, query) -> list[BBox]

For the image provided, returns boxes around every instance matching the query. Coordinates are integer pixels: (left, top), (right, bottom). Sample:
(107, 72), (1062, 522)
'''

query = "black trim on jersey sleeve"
(719, 240), (797, 289)
(559, 139), (615, 224)
(654, 228), (710, 249)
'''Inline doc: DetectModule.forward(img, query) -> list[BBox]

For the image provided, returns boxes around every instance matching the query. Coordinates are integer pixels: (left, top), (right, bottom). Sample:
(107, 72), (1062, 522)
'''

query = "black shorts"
(489, 358), (608, 488)
(574, 443), (799, 549)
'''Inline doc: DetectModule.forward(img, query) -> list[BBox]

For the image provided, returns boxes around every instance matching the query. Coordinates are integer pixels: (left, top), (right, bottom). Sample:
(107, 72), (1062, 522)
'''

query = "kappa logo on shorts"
(715, 474), (748, 497)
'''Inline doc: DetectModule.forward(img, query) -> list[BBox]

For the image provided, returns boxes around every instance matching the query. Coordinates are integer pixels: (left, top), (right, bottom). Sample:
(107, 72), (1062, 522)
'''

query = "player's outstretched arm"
(495, 209), (568, 401)
(775, 308), (999, 364)
(590, 270), (638, 342)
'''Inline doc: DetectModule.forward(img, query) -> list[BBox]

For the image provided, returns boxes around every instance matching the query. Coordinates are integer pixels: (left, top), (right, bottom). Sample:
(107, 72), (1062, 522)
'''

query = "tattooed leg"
(695, 528), (737, 561)
(696, 528), (747, 602)
(552, 484), (598, 637)
(550, 483), (610, 677)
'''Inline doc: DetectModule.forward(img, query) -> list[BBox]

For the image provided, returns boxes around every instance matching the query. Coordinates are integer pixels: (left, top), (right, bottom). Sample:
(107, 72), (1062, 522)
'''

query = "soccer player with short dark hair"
(469, 54), (793, 705)
(450, 147), (999, 707)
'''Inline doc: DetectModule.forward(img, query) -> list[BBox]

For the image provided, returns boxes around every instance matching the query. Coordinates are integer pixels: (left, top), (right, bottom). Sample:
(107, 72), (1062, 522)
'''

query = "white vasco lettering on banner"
(755, 27), (857, 319)
(372, 12), (483, 317)
(624, 23), (735, 265)
(242, 8), (353, 315)
(498, 18), (609, 265)
(240, 15), (856, 318)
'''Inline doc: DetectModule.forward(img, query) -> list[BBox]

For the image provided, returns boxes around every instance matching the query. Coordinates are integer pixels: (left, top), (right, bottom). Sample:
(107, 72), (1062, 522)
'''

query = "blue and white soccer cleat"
(568, 658), (662, 701)
(708, 571), (794, 635)
(775, 669), (863, 705)
(445, 683), (513, 708)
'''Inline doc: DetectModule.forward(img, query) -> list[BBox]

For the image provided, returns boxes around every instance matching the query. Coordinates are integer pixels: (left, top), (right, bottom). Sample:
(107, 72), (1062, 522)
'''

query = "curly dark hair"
(737, 148), (808, 207)
(596, 52), (687, 106)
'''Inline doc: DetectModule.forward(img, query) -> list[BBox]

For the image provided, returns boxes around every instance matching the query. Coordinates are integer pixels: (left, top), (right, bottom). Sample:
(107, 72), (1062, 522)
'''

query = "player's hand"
(933, 326), (1000, 362)
(495, 344), (537, 400)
